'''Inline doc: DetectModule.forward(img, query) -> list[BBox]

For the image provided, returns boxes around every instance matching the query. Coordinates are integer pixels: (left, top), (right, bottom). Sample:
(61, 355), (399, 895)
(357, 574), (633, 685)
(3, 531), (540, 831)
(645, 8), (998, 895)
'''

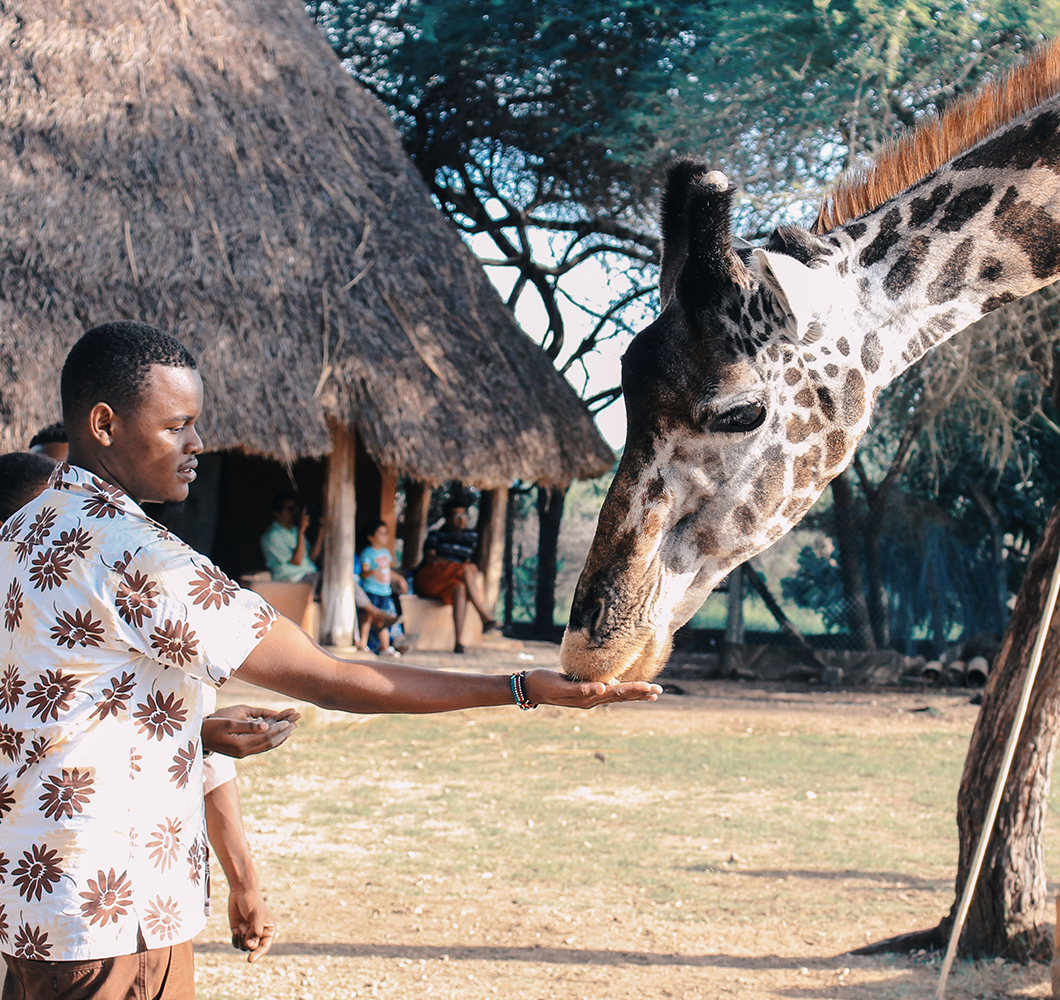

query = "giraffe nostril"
(588, 595), (608, 639)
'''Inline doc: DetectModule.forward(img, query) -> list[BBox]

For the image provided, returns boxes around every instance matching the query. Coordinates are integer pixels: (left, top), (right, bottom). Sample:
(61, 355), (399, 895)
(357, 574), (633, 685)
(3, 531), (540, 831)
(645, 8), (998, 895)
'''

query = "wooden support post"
(477, 487), (508, 618)
(401, 481), (431, 571)
(321, 419), (357, 647)
(379, 467), (398, 561)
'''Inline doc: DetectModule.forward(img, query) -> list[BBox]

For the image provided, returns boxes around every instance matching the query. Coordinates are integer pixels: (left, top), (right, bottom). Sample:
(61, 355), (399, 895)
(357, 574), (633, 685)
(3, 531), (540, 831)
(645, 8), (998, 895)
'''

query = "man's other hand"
(202, 705), (300, 758)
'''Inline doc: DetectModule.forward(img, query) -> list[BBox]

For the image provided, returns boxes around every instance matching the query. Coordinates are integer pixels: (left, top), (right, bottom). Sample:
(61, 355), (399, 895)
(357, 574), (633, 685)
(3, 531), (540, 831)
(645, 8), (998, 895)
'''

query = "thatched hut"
(0, 0), (612, 642)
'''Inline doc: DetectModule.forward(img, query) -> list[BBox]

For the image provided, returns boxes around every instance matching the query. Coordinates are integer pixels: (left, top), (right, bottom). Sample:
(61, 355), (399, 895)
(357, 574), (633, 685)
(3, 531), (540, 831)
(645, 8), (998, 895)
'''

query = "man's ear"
(86, 402), (118, 447)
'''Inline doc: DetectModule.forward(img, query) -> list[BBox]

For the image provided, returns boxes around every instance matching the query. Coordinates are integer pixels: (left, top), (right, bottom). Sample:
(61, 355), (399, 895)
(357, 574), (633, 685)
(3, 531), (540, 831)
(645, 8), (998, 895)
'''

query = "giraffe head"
(562, 41), (1060, 683)
(561, 161), (876, 683)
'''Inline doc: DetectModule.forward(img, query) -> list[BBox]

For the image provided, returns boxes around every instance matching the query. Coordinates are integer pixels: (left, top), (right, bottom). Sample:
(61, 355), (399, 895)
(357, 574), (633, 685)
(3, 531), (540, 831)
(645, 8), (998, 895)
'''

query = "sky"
(474, 245), (649, 452)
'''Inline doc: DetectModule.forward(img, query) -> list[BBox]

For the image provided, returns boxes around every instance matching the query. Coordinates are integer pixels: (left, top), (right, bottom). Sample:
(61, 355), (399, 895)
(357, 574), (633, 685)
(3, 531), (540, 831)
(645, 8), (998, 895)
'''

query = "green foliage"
(310, 0), (710, 206)
(309, 0), (1060, 388)
(782, 408), (1060, 652)
(662, 0), (1060, 231)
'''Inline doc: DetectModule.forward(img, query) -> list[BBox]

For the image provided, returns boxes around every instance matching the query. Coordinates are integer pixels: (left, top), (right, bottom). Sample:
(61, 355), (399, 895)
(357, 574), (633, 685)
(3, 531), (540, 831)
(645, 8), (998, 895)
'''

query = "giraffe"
(560, 39), (1060, 684)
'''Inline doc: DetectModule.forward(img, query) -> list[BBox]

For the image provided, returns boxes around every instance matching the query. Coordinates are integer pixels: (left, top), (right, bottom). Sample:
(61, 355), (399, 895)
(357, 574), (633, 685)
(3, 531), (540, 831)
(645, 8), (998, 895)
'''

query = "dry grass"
(198, 645), (1060, 998)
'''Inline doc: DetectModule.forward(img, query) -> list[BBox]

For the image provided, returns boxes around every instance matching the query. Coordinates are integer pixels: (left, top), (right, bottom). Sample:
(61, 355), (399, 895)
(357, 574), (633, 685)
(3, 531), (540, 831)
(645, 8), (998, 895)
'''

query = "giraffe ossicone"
(561, 38), (1060, 684)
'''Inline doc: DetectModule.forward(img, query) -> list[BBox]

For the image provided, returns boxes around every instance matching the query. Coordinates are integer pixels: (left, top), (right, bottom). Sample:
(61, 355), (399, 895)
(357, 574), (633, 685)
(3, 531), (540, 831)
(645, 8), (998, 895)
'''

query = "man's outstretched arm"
(234, 617), (660, 713)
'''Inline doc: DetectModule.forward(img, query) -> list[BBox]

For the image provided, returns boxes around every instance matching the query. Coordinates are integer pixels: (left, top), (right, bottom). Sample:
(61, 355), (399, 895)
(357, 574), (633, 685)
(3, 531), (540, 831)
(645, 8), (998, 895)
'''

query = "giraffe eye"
(706, 402), (767, 434)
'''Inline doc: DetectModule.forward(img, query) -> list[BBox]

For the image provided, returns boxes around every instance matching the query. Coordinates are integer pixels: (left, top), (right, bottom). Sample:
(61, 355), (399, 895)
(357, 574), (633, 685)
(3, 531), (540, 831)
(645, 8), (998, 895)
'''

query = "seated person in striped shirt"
(413, 497), (496, 653)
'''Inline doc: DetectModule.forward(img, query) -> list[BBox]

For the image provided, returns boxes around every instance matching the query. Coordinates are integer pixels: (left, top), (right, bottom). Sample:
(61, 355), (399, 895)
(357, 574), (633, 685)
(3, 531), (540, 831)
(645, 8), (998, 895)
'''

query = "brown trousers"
(2, 941), (194, 1000)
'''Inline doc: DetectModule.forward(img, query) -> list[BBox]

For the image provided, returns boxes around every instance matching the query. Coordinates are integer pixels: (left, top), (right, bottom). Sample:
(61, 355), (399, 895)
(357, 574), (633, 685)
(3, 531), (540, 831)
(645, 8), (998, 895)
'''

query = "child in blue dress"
(358, 520), (407, 656)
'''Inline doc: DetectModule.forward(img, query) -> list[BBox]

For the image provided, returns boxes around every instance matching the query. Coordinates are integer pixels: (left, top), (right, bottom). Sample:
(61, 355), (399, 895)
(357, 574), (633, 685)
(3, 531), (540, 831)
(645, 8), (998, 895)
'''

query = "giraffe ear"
(754, 249), (842, 345)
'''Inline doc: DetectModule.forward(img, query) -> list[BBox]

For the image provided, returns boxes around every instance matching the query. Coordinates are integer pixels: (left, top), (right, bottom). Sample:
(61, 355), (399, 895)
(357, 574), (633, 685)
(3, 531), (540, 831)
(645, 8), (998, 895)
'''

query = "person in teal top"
(358, 520), (407, 656)
(261, 491), (323, 583)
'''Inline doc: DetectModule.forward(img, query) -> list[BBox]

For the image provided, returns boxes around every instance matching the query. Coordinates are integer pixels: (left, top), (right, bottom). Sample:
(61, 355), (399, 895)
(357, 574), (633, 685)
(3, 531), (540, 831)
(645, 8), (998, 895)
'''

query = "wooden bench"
(240, 573), (320, 641)
(399, 594), (482, 651)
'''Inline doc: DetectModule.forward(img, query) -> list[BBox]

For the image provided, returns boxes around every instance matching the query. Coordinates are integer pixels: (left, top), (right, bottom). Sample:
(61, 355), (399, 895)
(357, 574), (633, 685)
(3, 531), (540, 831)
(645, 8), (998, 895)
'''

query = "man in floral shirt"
(0, 322), (659, 999)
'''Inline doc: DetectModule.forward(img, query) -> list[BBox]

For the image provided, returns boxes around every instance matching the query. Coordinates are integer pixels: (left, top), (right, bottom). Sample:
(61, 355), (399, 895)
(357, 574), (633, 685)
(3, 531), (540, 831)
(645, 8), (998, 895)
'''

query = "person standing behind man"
(260, 491), (322, 583)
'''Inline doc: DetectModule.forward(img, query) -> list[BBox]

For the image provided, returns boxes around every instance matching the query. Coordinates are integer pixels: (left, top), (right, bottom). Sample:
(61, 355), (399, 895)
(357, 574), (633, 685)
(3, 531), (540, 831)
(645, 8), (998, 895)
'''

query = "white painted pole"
(936, 543), (1060, 999)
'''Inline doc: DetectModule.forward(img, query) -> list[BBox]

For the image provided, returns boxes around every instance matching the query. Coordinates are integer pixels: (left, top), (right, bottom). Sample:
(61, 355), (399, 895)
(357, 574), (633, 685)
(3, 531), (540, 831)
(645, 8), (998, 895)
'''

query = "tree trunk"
(947, 495), (1060, 961)
(830, 470), (876, 650)
(534, 486), (566, 638)
(862, 513), (891, 648)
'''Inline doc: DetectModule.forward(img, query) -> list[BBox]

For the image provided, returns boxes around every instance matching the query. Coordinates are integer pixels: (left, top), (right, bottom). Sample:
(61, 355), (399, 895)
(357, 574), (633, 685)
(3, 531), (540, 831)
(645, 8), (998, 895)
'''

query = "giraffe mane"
(813, 37), (1060, 234)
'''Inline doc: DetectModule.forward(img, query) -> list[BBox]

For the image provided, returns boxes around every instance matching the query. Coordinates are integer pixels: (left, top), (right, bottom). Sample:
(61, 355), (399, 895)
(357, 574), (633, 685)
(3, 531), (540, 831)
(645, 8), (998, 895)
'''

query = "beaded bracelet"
(509, 670), (537, 710)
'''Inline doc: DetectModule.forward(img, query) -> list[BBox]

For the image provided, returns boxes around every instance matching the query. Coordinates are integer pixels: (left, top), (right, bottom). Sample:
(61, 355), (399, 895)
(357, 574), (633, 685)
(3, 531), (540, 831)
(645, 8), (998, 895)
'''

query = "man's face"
(446, 507), (468, 531)
(276, 499), (301, 528)
(101, 365), (204, 504)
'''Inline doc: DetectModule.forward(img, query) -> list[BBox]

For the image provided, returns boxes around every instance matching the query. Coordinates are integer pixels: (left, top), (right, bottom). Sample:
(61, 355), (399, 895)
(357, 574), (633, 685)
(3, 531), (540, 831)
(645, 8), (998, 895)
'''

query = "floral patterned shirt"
(0, 464), (276, 961)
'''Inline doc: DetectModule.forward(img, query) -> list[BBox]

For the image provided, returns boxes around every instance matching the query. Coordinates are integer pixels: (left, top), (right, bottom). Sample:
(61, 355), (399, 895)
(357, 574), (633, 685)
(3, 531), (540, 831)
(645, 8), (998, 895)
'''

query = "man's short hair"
(442, 493), (471, 516)
(28, 421), (67, 449)
(362, 519), (386, 545)
(271, 490), (299, 513)
(0, 452), (58, 522)
(60, 322), (197, 425)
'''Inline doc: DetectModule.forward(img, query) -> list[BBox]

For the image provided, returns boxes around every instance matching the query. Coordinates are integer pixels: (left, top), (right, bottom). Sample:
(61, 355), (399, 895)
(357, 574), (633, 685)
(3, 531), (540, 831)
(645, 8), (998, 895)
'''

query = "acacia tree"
(309, 0), (1058, 631)
(307, 0), (716, 405)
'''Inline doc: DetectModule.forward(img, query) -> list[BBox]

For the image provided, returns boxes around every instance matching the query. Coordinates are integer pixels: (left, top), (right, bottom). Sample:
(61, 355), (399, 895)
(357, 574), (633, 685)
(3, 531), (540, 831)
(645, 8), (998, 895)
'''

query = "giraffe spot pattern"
(792, 446), (821, 491)
(782, 495), (816, 520)
(910, 183), (952, 226)
(953, 108), (1060, 173)
(697, 524), (719, 556)
(884, 234), (932, 298)
(784, 368), (801, 385)
(732, 504), (757, 535)
(645, 473), (666, 504)
(937, 185), (994, 232)
(824, 363), (839, 377)
(836, 337), (850, 357)
(861, 332), (882, 374)
(992, 186), (1060, 280)
(816, 385), (836, 422)
(979, 256), (1004, 281)
(926, 237), (974, 304)
(858, 209), (902, 267)
(794, 387), (815, 408)
(839, 370), (866, 426)
(825, 430), (849, 469)
(751, 445), (786, 512)
(786, 412), (824, 444)
(982, 291), (1017, 313)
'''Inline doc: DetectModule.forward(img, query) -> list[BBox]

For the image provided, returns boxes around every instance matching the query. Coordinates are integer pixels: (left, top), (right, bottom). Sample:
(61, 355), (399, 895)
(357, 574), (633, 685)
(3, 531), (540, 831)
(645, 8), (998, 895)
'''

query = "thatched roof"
(0, 0), (612, 488)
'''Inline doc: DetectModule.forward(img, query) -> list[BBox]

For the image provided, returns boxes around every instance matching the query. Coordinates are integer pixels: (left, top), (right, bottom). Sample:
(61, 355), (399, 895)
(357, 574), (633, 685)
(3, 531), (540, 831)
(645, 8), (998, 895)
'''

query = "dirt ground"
(199, 640), (1058, 1000)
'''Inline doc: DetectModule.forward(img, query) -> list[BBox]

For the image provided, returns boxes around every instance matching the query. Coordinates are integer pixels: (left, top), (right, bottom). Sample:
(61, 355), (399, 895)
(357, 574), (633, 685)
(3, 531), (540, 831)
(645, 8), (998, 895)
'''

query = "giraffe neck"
(823, 94), (1060, 396)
